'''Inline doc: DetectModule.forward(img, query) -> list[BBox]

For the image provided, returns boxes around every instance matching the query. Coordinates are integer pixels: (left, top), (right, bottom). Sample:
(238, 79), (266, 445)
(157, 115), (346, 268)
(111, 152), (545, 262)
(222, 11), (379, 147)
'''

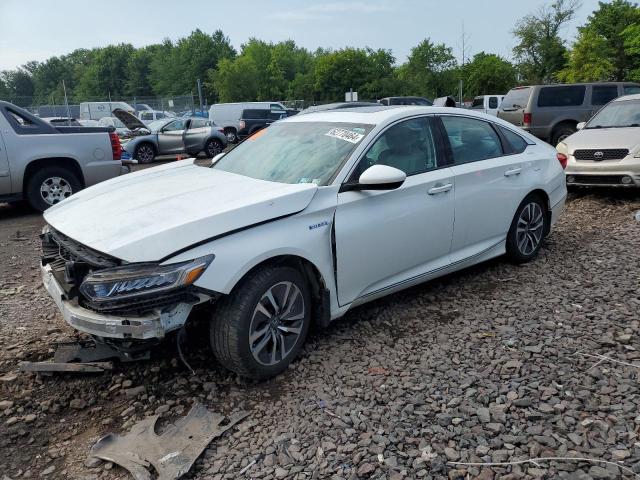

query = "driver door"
(334, 116), (455, 306)
(157, 118), (187, 154)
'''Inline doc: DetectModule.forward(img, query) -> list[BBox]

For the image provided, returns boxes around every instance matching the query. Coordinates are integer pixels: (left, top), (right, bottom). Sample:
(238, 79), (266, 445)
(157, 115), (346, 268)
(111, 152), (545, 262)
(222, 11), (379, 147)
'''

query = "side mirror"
(577, 122), (586, 130)
(342, 164), (406, 192)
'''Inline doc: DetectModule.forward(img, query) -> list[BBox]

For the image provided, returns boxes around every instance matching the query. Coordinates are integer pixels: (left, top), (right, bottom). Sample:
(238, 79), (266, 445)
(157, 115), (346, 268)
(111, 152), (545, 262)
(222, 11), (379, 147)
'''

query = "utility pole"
(62, 80), (71, 126)
(458, 22), (472, 107)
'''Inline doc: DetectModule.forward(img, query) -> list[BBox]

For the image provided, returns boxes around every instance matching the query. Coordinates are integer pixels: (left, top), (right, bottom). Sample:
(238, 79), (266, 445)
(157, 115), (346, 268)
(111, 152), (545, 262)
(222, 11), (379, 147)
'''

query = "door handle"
(504, 167), (522, 177)
(427, 183), (453, 195)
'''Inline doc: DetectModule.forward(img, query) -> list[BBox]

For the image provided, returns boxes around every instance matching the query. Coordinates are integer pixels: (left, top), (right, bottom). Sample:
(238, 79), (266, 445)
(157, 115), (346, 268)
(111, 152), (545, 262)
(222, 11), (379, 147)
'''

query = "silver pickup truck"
(0, 101), (128, 211)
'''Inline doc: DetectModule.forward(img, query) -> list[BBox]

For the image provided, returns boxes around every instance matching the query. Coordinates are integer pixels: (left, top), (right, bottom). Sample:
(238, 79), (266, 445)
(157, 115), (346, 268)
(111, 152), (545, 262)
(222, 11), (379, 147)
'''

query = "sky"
(0, 0), (603, 71)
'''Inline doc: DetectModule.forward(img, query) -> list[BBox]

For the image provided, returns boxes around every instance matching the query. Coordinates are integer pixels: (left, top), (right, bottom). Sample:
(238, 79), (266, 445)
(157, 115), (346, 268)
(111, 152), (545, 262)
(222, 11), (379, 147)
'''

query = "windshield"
(471, 97), (484, 108)
(213, 121), (374, 185)
(148, 120), (167, 130)
(586, 99), (640, 128)
(501, 87), (532, 110)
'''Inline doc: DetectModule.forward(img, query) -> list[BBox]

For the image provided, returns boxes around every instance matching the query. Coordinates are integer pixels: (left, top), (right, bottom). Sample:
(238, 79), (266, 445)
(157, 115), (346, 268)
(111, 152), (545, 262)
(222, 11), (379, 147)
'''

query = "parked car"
(209, 102), (287, 143)
(0, 101), (126, 211)
(132, 103), (153, 112)
(237, 108), (289, 141)
(379, 96), (433, 106)
(42, 117), (83, 127)
(557, 93), (640, 187)
(299, 102), (378, 115)
(471, 95), (505, 116)
(498, 82), (640, 146)
(79, 101), (135, 120)
(40, 105), (566, 379)
(138, 110), (173, 124)
(114, 110), (227, 163)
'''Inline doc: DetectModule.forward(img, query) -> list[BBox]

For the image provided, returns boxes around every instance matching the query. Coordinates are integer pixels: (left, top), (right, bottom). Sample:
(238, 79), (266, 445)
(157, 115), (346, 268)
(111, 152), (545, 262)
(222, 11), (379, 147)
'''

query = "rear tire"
(134, 143), (156, 164)
(210, 266), (311, 380)
(551, 125), (576, 146)
(506, 193), (548, 264)
(205, 138), (223, 158)
(25, 166), (82, 212)
(224, 129), (237, 144)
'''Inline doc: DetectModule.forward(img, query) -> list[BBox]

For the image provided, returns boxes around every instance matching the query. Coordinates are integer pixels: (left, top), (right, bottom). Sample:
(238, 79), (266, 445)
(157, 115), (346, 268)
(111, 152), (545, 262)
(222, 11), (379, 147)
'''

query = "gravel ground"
(0, 183), (639, 480)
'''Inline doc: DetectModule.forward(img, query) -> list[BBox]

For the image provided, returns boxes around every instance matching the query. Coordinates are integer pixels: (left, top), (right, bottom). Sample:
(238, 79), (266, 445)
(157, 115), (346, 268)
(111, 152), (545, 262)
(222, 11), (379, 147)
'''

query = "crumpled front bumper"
(41, 263), (193, 340)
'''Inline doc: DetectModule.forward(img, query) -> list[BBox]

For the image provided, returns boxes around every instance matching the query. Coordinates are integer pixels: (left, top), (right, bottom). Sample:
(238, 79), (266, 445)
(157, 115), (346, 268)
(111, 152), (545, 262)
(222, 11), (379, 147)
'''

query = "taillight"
(109, 131), (122, 160)
(523, 112), (532, 127)
(239, 120), (246, 130)
(557, 152), (568, 169)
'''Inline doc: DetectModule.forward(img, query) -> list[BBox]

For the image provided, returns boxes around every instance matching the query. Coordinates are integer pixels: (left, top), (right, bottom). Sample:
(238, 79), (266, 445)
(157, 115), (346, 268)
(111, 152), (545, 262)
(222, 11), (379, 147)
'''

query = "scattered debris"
(0, 286), (25, 295)
(53, 340), (149, 363)
(89, 403), (248, 479)
(20, 361), (112, 373)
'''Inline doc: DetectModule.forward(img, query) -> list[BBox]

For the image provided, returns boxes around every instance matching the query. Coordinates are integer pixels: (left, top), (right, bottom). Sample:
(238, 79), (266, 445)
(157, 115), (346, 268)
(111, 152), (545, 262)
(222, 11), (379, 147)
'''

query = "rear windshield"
(537, 85), (586, 107)
(501, 88), (532, 111)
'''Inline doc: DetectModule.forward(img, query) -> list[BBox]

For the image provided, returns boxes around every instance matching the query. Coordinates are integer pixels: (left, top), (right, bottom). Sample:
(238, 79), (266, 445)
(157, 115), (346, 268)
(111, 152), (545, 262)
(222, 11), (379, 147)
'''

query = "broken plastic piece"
(89, 403), (247, 480)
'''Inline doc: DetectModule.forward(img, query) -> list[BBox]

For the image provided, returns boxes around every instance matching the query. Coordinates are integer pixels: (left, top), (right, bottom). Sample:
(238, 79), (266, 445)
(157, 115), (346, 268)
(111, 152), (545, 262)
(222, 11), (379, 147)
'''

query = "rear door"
(184, 118), (208, 152)
(438, 115), (535, 262)
(0, 131), (10, 193)
(157, 118), (188, 154)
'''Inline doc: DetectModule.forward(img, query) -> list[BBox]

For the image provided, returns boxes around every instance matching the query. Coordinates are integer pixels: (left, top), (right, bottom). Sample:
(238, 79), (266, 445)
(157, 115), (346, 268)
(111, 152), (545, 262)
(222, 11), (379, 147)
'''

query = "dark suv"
(498, 82), (640, 145)
(238, 108), (288, 140)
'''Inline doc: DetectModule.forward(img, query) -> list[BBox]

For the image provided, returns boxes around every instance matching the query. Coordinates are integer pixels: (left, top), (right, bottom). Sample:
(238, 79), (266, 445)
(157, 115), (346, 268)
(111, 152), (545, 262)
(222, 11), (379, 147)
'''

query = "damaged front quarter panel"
(89, 403), (248, 480)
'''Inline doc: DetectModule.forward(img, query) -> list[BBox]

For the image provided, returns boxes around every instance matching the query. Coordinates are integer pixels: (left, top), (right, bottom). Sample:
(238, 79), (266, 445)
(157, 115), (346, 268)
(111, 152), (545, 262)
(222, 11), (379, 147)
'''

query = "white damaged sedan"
(41, 106), (567, 379)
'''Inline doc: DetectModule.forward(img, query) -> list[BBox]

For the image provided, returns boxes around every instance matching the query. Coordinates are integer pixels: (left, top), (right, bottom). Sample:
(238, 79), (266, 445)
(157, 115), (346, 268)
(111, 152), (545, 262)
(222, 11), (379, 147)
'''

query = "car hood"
(565, 127), (640, 152)
(112, 108), (148, 131)
(44, 160), (318, 262)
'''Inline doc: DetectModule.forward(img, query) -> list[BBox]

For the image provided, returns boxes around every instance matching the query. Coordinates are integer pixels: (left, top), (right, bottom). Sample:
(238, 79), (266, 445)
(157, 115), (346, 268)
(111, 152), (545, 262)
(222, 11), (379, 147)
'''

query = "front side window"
(471, 97), (484, 108)
(441, 116), (503, 164)
(351, 117), (437, 179)
(163, 119), (186, 132)
(537, 86), (586, 107)
(591, 85), (619, 106)
(213, 121), (374, 185)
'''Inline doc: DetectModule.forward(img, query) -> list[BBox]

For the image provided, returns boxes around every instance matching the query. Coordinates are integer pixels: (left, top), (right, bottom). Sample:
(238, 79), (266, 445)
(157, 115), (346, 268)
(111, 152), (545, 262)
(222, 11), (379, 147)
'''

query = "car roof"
(613, 93), (640, 102)
(282, 105), (496, 125)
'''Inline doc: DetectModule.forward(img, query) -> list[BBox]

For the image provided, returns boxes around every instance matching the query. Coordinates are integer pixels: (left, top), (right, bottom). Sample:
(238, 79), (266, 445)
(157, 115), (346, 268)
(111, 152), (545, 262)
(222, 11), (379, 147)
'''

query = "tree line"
(1, 0), (639, 106)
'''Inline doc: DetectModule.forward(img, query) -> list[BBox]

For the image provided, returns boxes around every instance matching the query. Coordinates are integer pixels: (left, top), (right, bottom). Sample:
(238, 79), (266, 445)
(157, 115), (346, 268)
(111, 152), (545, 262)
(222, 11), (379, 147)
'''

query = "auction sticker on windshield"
(325, 128), (365, 144)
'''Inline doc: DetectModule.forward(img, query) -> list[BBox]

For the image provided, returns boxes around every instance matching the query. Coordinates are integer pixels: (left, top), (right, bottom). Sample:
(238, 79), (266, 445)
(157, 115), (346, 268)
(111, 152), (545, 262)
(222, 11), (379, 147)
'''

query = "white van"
(209, 102), (286, 143)
(470, 95), (504, 116)
(80, 101), (135, 120)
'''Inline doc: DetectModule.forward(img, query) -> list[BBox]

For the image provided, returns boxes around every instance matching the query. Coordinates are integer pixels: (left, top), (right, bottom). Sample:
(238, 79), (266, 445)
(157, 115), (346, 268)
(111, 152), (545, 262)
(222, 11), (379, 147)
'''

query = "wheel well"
(239, 255), (331, 328)
(224, 127), (237, 133)
(23, 157), (85, 192)
(528, 188), (552, 236)
(552, 120), (577, 135)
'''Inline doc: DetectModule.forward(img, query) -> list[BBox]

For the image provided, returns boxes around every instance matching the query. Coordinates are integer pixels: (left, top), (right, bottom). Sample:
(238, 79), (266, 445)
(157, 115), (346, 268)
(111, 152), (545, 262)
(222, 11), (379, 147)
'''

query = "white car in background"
(558, 94), (640, 187)
(41, 106), (566, 379)
(471, 95), (505, 116)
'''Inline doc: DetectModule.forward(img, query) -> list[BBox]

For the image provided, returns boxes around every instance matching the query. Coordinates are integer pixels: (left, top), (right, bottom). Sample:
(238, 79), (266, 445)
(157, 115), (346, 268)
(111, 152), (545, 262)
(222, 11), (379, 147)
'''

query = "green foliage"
(75, 44), (135, 100)
(513, 0), (580, 83)
(463, 53), (518, 96)
(398, 39), (458, 98)
(557, 28), (615, 82)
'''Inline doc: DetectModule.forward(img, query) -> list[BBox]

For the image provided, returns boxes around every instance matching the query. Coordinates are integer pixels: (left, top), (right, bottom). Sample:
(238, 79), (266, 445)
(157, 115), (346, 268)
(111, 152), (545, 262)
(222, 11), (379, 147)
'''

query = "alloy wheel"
(136, 145), (154, 163)
(40, 177), (72, 206)
(516, 202), (544, 256)
(248, 281), (305, 366)
(206, 140), (222, 157)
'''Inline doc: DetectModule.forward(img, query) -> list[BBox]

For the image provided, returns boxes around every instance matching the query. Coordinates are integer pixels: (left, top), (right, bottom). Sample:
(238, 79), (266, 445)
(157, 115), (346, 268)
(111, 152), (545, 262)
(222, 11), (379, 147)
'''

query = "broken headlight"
(79, 255), (214, 303)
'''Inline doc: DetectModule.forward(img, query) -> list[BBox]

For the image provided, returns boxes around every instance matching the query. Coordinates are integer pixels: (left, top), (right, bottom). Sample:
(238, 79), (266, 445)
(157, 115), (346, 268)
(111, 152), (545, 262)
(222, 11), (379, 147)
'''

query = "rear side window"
(489, 97), (498, 109)
(624, 85), (640, 95)
(440, 116), (503, 164)
(537, 86), (586, 107)
(501, 87), (532, 110)
(243, 109), (269, 119)
(499, 126), (528, 154)
(190, 118), (206, 128)
(591, 85), (619, 106)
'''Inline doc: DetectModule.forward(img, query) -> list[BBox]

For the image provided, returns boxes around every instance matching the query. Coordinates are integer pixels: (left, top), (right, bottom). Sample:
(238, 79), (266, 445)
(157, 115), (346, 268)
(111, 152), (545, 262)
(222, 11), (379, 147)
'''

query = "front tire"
(26, 166), (81, 212)
(134, 143), (156, 164)
(210, 266), (311, 380)
(224, 129), (237, 144)
(506, 194), (548, 263)
(205, 138), (223, 158)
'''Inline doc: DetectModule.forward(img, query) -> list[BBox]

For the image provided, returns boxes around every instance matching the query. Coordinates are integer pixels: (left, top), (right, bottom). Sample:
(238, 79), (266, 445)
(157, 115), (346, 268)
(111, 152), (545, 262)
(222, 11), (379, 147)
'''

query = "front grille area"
(81, 290), (199, 315)
(571, 174), (625, 185)
(574, 149), (629, 161)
